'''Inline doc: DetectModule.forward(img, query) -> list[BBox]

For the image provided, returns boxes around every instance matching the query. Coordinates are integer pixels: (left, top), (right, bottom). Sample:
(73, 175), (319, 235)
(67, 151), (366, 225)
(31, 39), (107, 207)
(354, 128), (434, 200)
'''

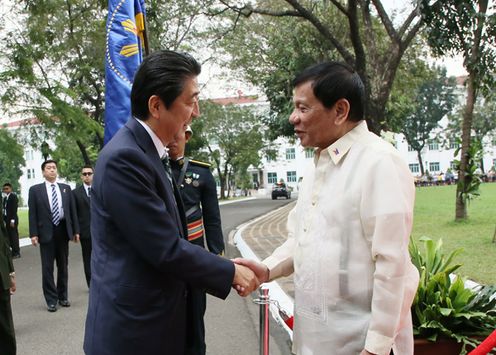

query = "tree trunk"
(455, 73), (476, 221)
(76, 139), (91, 166)
(417, 150), (424, 176)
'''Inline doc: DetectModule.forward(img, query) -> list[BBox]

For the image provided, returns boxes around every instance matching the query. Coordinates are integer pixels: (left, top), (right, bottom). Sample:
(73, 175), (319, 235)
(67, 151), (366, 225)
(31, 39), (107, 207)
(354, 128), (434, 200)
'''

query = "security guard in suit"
(0, 218), (16, 355)
(167, 125), (224, 355)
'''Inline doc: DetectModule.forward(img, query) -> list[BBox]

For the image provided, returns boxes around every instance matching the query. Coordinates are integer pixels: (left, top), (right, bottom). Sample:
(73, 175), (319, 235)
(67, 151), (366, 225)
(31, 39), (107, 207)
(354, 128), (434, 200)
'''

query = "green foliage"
(420, 0), (495, 94)
(0, 0), (107, 162)
(410, 237), (496, 352)
(195, 100), (267, 198)
(0, 128), (25, 191)
(209, 0), (426, 136)
(387, 65), (457, 175)
(454, 139), (483, 204)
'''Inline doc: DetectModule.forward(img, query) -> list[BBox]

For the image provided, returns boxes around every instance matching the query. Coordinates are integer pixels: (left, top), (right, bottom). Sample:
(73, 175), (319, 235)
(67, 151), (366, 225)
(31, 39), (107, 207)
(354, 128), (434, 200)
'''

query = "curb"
(232, 206), (294, 340)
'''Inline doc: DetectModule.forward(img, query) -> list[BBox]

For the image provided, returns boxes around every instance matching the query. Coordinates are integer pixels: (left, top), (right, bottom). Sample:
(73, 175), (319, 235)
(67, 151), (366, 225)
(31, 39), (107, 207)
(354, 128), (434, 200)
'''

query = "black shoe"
(58, 300), (71, 307)
(47, 304), (57, 312)
(12, 254), (20, 259)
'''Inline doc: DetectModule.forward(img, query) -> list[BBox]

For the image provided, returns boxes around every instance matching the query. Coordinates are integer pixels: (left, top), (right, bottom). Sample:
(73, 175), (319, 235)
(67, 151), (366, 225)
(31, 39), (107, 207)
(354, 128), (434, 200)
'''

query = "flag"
(104, 0), (146, 143)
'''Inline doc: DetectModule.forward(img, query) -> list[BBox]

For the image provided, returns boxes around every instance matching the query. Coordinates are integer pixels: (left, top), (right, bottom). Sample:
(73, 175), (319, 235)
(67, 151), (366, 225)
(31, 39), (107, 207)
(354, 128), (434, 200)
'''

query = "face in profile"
(289, 81), (340, 149)
(156, 77), (200, 144)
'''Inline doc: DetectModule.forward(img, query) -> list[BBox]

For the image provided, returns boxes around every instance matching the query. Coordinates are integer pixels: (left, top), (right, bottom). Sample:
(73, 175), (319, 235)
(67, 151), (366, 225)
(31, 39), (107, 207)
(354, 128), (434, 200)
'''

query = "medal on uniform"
(192, 180), (199, 187)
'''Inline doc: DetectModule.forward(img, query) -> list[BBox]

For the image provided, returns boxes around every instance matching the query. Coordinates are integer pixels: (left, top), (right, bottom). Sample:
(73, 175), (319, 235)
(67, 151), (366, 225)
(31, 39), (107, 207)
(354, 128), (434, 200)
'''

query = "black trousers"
(39, 221), (69, 305)
(3, 219), (19, 256)
(0, 288), (16, 355)
(185, 288), (207, 355)
(80, 237), (92, 287)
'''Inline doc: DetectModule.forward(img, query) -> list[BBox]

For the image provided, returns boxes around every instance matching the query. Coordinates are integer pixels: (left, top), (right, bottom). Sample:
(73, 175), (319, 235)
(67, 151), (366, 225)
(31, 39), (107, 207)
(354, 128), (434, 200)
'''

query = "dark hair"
(131, 50), (201, 120)
(41, 159), (58, 171)
(2, 183), (12, 188)
(82, 165), (93, 171)
(292, 62), (365, 121)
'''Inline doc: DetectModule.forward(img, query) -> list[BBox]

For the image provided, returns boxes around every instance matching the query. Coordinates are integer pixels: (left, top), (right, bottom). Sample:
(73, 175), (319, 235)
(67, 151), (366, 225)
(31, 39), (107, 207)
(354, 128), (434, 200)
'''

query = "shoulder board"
(189, 159), (211, 168)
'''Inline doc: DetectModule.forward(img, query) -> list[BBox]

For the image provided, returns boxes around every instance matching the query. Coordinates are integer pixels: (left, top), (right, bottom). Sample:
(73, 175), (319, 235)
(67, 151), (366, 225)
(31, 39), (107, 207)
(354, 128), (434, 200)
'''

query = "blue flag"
(104, 0), (146, 143)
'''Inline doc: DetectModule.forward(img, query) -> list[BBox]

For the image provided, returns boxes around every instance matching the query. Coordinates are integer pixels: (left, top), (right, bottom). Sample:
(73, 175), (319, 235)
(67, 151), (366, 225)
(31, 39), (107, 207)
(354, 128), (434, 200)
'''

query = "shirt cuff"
(364, 330), (394, 355)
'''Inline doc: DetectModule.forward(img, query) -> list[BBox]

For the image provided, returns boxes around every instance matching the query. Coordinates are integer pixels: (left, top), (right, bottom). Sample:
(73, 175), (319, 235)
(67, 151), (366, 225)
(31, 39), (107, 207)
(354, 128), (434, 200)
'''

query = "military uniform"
(170, 157), (224, 355)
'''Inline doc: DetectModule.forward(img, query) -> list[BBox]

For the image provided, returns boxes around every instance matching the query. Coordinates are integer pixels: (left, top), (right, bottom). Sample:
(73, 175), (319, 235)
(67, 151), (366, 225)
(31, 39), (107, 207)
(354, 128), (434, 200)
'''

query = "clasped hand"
(231, 258), (270, 297)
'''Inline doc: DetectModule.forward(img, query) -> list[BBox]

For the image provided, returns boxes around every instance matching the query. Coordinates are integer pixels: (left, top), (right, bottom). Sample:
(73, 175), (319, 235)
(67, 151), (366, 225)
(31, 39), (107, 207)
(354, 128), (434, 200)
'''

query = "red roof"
(210, 95), (260, 105)
(1, 118), (40, 128)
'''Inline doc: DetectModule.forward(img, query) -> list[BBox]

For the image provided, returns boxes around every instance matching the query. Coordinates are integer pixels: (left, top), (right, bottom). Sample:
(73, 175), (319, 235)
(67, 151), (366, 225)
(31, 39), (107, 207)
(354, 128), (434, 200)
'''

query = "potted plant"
(409, 237), (496, 354)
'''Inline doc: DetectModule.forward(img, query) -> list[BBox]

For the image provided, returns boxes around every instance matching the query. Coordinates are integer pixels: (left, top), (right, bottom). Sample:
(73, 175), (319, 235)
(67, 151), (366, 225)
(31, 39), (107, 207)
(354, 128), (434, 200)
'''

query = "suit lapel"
(81, 186), (90, 207)
(125, 119), (186, 238)
(40, 183), (51, 213)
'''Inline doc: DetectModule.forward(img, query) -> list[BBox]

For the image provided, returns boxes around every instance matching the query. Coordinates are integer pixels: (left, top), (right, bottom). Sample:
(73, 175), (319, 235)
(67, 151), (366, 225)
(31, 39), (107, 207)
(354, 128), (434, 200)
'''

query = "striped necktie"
(51, 184), (60, 226)
(161, 156), (173, 186)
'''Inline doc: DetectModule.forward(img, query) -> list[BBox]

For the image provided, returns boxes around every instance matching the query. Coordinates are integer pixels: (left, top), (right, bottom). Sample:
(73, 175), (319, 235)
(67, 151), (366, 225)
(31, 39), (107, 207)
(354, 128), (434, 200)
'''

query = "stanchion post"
(259, 287), (270, 355)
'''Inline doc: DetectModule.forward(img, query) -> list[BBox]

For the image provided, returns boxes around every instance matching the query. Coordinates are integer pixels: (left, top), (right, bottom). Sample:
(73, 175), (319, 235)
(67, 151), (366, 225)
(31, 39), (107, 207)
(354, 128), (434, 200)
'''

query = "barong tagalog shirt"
(264, 121), (419, 355)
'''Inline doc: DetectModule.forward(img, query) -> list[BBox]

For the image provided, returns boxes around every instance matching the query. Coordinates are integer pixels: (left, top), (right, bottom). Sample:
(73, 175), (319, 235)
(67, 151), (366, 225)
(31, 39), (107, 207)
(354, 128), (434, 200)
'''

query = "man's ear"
(185, 132), (192, 143)
(148, 95), (162, 120)
(334, 98), (351, 126)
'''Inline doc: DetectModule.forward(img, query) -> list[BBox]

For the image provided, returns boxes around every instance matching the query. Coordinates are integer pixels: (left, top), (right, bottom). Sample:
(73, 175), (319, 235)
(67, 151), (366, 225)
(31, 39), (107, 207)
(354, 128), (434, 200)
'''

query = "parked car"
(271, 182), (291, 200)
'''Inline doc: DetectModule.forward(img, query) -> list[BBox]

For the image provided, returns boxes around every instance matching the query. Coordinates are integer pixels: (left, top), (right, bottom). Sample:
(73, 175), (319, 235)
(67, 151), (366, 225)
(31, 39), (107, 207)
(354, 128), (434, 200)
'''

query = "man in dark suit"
(168, 126), (225, 355)
(28, 160), (80, 312)
(2, 183), (20, 258)
(0, 221), (16, 355)
(72, 166), (93, 288)
(83, 50), (258, 355)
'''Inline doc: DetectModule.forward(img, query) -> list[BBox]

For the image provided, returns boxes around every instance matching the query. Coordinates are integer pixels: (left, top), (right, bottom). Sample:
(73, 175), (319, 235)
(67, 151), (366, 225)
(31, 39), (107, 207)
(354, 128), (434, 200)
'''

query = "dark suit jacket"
(0, 223), (14, 291)
(3, 193), (18, 225)
(28, 182), (79, 243)
(84, 118), (235, 355)
(73, 185), (91, 239)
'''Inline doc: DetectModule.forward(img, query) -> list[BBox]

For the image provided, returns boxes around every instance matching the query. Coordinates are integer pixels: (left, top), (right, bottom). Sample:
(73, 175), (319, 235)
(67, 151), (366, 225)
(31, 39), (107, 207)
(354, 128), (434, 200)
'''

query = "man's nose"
(289, 110), (298, 124)
(192, 101), (200, 118)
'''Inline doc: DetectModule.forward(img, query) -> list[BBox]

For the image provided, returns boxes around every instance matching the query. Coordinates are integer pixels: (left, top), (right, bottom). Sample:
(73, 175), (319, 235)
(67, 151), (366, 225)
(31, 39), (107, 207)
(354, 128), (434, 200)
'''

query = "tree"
(421, 0), (496, 220)
(387, 66), (457, 175)
(0, 1), (207, 169)
(0, 128), (25, 192)
(0, 0), (107, 167)
(447, 95), (496, 173)
(208, 0), (430, 136)
(194, 100), (266, 199)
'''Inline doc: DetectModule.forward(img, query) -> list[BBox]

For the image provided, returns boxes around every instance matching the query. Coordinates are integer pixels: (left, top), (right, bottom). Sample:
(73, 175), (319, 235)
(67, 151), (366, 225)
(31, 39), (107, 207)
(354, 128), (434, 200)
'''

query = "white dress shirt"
(264, 121), (419, 355)
(135, 118), (167, 159)
(45, 181), (65, 220)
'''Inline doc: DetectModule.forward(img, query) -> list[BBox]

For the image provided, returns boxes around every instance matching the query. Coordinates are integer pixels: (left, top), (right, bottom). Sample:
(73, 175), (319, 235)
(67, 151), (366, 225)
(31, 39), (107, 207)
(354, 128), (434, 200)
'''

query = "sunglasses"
(82, 172), (93, 176)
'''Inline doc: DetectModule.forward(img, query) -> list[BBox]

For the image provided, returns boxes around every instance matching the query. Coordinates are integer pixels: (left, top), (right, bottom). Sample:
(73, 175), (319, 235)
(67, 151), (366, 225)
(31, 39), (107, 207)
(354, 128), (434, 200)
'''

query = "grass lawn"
(412, 182), (496, 286)
(16, 183), (496, 284)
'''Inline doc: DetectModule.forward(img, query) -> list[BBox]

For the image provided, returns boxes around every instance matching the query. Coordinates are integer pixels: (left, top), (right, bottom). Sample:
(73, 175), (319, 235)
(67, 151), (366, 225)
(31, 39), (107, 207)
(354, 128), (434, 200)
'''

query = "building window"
(267, 172), (277, 184)
(305, 148), (314, 158)
(287, 171), (297, 182)
(449, 140), (460, 149)
(25, 150), (34, 161)
(428, 140), (439, 151)
(429, 162), (440, 172)
(285, 148), (296, 160)
(408, 145), (415, 152)
(27, 168), (35, 179)
(409, 164), (420, 174)
(450, 161), (458, 171)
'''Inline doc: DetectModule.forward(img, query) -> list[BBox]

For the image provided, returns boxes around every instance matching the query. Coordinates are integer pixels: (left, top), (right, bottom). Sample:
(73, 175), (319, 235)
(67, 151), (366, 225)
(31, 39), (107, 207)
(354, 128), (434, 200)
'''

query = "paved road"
(11, 197), (293, 355)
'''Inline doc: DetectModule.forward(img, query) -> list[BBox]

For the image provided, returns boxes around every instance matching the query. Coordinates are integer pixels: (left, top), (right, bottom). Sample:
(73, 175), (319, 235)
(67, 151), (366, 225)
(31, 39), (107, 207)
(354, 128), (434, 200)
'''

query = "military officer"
(167, 125), (224, 355)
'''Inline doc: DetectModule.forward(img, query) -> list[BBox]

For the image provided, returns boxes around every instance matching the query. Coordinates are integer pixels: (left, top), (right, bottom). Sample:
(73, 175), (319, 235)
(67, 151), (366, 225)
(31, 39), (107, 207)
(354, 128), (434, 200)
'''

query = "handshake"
(231, 258), (270, 297)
